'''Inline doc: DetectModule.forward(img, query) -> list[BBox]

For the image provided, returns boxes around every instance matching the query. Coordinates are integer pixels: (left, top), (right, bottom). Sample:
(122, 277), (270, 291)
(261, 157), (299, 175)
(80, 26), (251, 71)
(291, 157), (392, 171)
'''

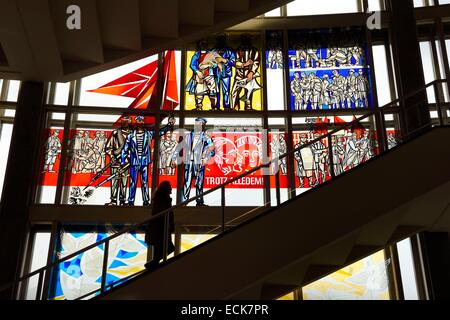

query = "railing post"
(327, 135), (335, 179)
(433, 82), (445, 126)
(275, 169), (281, 206)
(163, 213), (169, 262)
(221, 186), (225, 233)
(35, 270), (44, 301)
(41, 221), (59, 300)
(374, 109), (388, 153)
(100, 241), (109, 294)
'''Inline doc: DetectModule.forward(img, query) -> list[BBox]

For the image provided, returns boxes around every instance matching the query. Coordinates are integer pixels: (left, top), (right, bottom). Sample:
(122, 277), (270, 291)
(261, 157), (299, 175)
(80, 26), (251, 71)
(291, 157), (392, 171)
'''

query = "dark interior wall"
(0, 82), (45, 299)
(420, 232), (450, 300)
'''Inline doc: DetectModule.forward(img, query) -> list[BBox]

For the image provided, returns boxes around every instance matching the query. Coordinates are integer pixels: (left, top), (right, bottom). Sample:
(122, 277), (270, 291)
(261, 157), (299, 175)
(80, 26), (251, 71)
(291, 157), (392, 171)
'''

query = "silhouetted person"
(145, 181), (175, 270)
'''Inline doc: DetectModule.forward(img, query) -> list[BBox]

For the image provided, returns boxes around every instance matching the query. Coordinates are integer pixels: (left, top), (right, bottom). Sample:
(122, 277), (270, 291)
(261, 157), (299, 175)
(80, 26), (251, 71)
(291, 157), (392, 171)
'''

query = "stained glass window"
(50, 225), (148, 300)
(78, 55), (160, 108)
(396, 238), (420, 300)
(36, 125), (64, 204)
(288, 28), (373, 111)
(6, 80), (21, 102)
(291, 114), (380, 195)
(37, 113), (179, 206)
(181, 129), (265, 206)
(185, 33), (263, 111)
(303, 251), (391, 300)
(180, 234), (217, 254)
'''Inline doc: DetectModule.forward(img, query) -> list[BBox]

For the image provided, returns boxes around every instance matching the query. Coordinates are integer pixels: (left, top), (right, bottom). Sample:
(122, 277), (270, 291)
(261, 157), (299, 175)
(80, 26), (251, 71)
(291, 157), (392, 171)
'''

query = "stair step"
(98, 0), (141, 51)
(356, 213), (404, 247)
(310, 234), (358, 266)
(260, 284), (298, 300)
(140, 0), (179, 39)
(387, 225), (424, 244)
(302, 264), (341, 286)
(345, 245), (381, 265)
(179, 0), (215, 26)
(215, 0), (250, 12)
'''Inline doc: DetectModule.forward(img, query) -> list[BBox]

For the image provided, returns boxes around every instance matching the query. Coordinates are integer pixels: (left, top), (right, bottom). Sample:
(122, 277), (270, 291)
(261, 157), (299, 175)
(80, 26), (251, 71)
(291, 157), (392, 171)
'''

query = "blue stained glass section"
(288, 27), (374, 111)
(96, 273), (121, 285)
(61, 254), (83, 278)
(109, 259), (128, 269)
(116, 250), (138, 259)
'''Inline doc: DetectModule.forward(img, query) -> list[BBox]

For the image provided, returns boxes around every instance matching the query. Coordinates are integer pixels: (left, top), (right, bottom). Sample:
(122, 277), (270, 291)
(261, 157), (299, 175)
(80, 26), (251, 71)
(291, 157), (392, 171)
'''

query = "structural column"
(0, 81), (46, 299)
(419, 232), (450, 300)
(387, 0), (431, 135)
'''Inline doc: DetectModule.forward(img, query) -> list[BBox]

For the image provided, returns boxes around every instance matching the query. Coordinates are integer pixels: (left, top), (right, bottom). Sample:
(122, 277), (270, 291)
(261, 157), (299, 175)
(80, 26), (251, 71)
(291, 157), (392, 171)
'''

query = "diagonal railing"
(1, 79), (449, 300)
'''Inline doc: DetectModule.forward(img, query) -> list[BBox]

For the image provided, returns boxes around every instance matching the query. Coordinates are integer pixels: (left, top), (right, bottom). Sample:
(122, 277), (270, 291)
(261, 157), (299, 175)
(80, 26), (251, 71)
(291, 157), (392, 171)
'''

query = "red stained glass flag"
(88, 51), (179, 126)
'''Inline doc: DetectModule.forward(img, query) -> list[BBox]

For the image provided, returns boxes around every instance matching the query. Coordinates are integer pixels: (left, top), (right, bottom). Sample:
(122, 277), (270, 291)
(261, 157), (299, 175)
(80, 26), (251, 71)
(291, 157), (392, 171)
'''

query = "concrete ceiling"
(0, 0), (293, 82)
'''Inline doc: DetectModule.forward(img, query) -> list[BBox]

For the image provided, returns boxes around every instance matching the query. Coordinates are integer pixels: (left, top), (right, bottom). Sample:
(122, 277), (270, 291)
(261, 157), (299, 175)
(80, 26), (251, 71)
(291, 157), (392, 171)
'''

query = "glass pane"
(287, 0), (360, 16)
(293, 129), (330, 195)
(368, 0), (383, 11)
(266, 31), (285, 110)
(185, 33), (263, 111)
(0, 122), (14, 199)
(419, 41), (436, 103)
(6, 80), (21, 102)
(288, 28), (373, 111)
(4, 109), (16, 117)
(25, 232), (51, 300)
(171, 118), (266, 206)
(180, 234), (217, 254)
(277, 292), (295, 300)
(156, 118), (180, 202)
(265, 8), (281, 17)
(36, 125), (64, 204)
(397, 238), (419, 300)
(54, 82), (70, 105)
(78, 54), (159, 108)
(303, 251), (391, 300)
(384, 113), (402, 149)
(372, 45), (394, 106)
(330, 114), (379, 177)
(413, 0), (429, 7)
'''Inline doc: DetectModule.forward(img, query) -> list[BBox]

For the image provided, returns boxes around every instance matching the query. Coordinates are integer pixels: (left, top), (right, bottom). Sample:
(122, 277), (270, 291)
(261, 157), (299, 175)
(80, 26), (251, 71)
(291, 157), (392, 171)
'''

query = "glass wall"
(287, 0), (361, 16)
(21, 6), (439, 300)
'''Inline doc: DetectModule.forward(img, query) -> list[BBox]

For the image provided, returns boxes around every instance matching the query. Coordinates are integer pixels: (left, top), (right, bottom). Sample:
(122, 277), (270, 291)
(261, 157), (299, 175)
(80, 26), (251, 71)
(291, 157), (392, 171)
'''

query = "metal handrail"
(1, 79), (447, 299)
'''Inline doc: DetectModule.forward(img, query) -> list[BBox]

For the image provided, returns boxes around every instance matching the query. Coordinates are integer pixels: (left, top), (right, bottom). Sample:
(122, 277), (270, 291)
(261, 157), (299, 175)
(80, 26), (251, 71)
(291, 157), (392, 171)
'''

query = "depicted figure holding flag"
(121, 115), (175, 206)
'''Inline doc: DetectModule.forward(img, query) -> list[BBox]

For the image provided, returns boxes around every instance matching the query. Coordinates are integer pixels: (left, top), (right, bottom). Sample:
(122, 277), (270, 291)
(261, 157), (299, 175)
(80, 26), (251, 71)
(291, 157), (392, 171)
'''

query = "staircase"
(98, 126), (450, 300)
(0, 0), (292, 82)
